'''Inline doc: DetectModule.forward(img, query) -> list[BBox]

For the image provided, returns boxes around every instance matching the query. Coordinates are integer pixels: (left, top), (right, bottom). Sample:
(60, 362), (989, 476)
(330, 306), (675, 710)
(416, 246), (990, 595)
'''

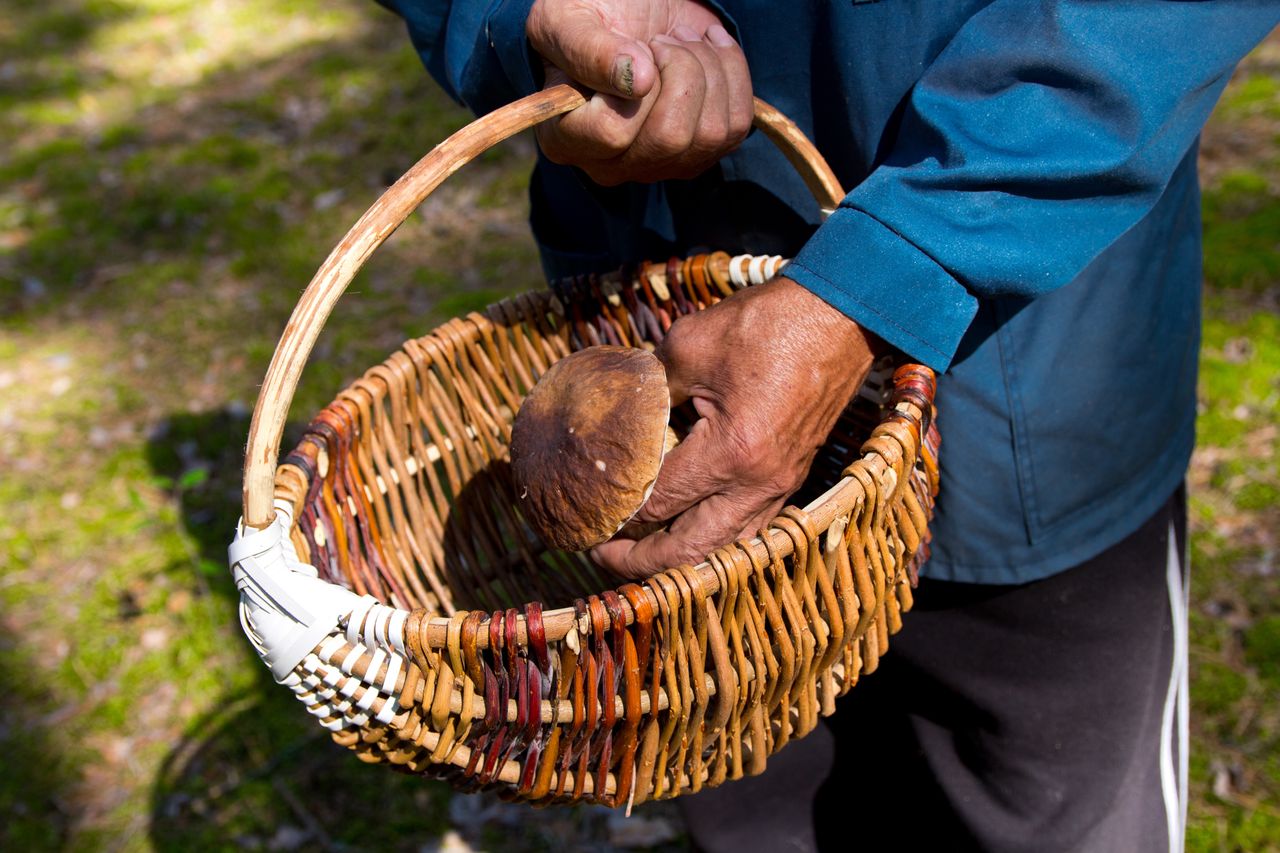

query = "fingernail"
(672, 25), (701, 42)
(612, 55), (634, 96)
(706, 23), (736, 48)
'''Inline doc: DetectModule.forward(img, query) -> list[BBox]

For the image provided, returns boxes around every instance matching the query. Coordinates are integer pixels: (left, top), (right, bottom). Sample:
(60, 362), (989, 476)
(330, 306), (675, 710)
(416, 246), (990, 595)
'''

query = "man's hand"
(590, 279), (877, 580)
(526, 0), (753, 185)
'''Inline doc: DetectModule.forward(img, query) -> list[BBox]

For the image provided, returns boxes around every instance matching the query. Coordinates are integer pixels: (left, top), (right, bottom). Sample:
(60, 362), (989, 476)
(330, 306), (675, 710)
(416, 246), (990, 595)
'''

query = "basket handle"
(242, 83), (846, 528)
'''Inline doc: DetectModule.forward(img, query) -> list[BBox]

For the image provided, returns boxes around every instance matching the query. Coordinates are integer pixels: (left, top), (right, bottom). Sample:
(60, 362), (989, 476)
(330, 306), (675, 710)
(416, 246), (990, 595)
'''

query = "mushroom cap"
(510, 346), (671, 552)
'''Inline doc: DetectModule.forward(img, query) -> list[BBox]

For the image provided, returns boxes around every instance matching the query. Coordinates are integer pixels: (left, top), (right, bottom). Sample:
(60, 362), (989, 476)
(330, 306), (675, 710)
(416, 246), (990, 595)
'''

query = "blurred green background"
(1, 2), (1276, 849)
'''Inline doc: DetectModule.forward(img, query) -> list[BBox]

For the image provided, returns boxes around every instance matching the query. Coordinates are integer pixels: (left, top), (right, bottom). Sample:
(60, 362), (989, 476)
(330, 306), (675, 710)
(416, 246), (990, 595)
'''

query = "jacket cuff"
(486, 0), (540, 99)
(785, 206), (977, 372)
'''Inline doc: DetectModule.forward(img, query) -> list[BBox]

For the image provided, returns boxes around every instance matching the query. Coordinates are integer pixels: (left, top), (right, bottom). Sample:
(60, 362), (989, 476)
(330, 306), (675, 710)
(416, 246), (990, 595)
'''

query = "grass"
(1, 1), (539, 848)
(0, 2), (1277, 850)
(1187, 36), (1280, 847)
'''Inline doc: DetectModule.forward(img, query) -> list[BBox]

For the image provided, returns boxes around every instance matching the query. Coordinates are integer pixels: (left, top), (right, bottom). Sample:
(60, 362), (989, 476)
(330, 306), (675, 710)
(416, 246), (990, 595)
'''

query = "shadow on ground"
(148, 684), (452, 852)
(144, 408), (456, 850)
(0, 631), (78, 850)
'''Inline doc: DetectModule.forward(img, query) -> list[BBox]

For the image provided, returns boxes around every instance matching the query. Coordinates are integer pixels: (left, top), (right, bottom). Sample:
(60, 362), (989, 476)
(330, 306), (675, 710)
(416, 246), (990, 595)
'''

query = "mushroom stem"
(663, 425), (679, 455)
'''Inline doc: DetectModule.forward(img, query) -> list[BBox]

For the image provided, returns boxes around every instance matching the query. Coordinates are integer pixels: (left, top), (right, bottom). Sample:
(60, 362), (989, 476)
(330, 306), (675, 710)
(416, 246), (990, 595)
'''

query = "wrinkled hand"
(526, 0), (753, 185)
(590, 278), (877, 580)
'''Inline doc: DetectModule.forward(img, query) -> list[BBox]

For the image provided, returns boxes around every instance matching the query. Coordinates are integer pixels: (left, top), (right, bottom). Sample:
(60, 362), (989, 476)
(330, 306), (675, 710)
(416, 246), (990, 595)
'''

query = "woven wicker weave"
(230, 85), (940, 808)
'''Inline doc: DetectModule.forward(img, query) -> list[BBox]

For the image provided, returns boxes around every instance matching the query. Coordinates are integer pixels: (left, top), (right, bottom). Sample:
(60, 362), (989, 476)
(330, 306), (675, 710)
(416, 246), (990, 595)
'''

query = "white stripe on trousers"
(1160, 518), (1189, 853)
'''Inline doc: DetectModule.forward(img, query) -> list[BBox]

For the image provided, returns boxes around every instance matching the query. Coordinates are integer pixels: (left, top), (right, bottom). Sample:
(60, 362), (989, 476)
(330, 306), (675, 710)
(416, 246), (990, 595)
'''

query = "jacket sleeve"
(784, 1), (1278, 372)
(376, 0), (540, 115)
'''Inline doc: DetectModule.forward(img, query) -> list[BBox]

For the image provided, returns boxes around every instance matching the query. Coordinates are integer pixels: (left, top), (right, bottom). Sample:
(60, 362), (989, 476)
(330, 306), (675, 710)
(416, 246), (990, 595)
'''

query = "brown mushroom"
(510, 346), (677, 552)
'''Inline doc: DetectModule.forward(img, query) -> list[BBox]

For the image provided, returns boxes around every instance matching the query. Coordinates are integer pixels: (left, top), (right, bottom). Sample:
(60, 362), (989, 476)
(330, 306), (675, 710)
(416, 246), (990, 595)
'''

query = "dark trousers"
(680, 485), (1188, 853)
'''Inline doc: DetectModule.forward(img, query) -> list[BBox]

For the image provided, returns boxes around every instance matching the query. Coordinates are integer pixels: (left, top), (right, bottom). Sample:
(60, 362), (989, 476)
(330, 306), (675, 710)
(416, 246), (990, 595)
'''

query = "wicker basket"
(230, 84), (940, 808)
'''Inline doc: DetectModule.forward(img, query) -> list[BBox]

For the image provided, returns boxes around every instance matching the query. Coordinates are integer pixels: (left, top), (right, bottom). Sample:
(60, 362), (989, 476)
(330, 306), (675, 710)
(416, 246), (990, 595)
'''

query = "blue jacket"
(381, 0), (1277, 584)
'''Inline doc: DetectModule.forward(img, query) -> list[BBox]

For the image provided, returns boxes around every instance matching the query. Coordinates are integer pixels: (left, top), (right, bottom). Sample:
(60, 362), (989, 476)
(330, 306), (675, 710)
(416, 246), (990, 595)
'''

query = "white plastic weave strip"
(230, 499), (368, 680)
(229, 503), (414, 731)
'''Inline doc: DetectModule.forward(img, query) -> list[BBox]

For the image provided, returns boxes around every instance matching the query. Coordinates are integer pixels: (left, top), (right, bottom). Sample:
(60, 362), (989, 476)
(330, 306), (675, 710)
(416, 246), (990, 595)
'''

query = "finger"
(655, 311), (710, 405)
(527, 4), (657, 98)
(592, 493), (747, 579)
(633, 417), (727, 523)
(660, 348), (692, 408)
(736, 497), (787, 544)
(668, 26), (730, 167)
(589, 537), (650, 581)
(536, 67), (659, 164)
(705, 24), (754, 145)
(620, 35), (707, 167)
(535, 28), (740, 184)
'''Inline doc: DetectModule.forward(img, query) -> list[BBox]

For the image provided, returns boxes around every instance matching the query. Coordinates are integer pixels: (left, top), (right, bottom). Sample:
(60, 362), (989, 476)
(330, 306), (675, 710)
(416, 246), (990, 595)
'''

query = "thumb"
(528, 6), (657, 98)
(655, 319), (696, 407)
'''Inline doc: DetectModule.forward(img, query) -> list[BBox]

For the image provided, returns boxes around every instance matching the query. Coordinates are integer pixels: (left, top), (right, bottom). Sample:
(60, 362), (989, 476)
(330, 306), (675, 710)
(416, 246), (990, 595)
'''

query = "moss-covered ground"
(1, 3), (1276, 849)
